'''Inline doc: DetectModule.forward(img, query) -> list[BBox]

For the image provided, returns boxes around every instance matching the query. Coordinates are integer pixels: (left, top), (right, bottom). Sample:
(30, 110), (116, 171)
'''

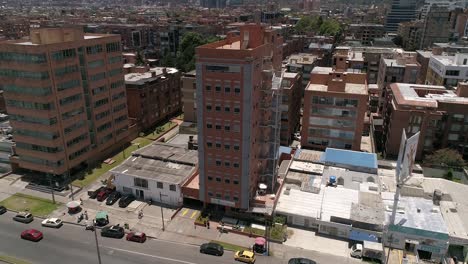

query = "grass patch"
(243, 226), (266, 236)
(72, 137), (153, 188)
(144, 121), (177, 140)
(270, 224), (287, 241)
(211, 240), (248, 252)
(0, 255), (32, 264)
(0, 193), (60, 217)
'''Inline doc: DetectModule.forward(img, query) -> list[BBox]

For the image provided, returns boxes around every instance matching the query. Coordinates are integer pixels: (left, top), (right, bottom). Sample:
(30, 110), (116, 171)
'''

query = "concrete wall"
(422, 167), (468, 183)
(113, 172), (182, 206)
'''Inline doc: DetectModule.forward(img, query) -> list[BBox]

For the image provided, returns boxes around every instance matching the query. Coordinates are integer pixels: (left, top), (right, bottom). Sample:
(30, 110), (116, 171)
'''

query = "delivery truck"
(350, 241), (385, 263)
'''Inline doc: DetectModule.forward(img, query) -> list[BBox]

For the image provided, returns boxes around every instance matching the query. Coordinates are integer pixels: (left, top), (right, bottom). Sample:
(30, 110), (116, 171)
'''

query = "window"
(157, 182), (163, 189)
(90, 72), (106, 82)
(57, 79), (80, 91)
(110, 80), (124, 89)
(0, 69), (49, 80)
(234, 86), (241, 94)
(224, 161), (230, 167)
(94, 98), (109, 108)
(169, 184), (176, 191)
(216, 193), (222, 198)
(64, 120), (86, 134)
(215, 160), (222, 166)
(208, 192), (213, 197)
(224, 195), (230, 200)
(88, 59), (104, 68)
(0, 52), (46, 64)
(92, 86), (107, 95)
(225, 106), (230, 112)
(233, 196), (239, 202)
(97, 122), (112, 132)
(233, 144), (240, 151)
(68, 146), (89, 160)
(224, 144), (230, 150)
(233, 179), (239, 185)
(224, 179), (230, 184)
(112, 91), (125, 100)
(14, 129), (59, 140)
(62, 107), (84, 120)
(86, 44), (103, 54)
(215, 85), (221, 92)
(215, 105), (221, 111)
(206, 85), (211, 91)
(115, 114), (127, 123)
(208, 176), (213, 181)
(446, 70), (460, 76)
(134, 178), (148, 188)
(216, 177), (221, 182)
(106, 42), (121, 53)
(52, 49), (76, 60)
(109, 68), (122, 77)
(215, 124), (222, 130)
(233, 124), (240, 132)
(59, 94), (82, 106)
(215, 142), (221, 148)
(16, 142), (63, 153)
(207, 142), (213, 148)
(10, 114), (57, 125)
(6, 99), (54, 110)
(206, 123), (212, 129)
(233, 163), (239, 168)
(108, 56), (122, 64)
(205, 65), (241, 73)
(234, 107), (240, 114)
(225, 86), (230, 93)
(206, 105), (212, 111)
(55, 65), (78, 77)
(95, 110), (110, 120)
(225, 125), (230, 131)
(66, 133), (88, 147)
(3, 84), (51, 96)
(100, 133), (112, 144)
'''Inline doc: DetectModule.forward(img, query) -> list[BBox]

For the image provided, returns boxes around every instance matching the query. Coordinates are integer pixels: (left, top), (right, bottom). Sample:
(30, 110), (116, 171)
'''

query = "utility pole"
(160, 192), (168, 231)
(93, 221), (102, 264)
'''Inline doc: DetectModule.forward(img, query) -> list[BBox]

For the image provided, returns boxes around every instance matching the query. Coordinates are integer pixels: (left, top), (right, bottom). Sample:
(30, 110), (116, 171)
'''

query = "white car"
(41, 218), (63, 228)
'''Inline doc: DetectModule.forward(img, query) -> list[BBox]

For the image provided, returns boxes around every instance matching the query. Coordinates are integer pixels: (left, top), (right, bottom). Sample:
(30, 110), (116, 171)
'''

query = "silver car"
(13, 212), (34, 223)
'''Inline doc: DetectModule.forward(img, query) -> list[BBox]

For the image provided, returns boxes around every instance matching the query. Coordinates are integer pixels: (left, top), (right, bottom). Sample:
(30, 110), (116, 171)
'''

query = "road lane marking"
(103, 246), (199, 264)
(190, 211), (198, 219)
(181, 209), (189, 217)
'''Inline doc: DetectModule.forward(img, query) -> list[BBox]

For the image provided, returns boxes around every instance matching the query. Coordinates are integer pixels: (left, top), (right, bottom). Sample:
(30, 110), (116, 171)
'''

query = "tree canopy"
(174, 32), (220, 72)
(135, 50), (145, 66)
(294, 16), (342, 37)
(424, 148), (466, 168)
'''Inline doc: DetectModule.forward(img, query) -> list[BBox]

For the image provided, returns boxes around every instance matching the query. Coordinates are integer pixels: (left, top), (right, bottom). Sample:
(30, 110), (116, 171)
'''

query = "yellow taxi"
(234, 250), (256, 263)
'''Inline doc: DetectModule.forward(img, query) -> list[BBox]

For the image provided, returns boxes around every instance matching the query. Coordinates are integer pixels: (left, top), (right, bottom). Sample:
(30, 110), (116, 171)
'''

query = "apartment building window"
(234, 86), (241, 94)
(216, 193), (222, 198)
(3, 84), (51, 96)
(113, 103), (126, 113)
(448, 133), (459, 141)
(6, 99), (54, 110)
(112, 91), (125, 100)
(16, 142), (63, 153)
(94, 98), (109, 108)
(97, 122), (112, 132)
(452, 114), (465, 122)
(225, 106), (230, 112)
(215, 160), (222, 166)
(225, 86), (230, 93)
(233, 179), (239, 185)
(66, 133), (88, 147)
(224, 143), (230, 150)
(215, 85), (221, 92)
(62, 107), (84, 120)
(90, 72), (106, 82)
(114, 114), (127, 123)
(233, 163), (239, 168)
(106, 42), (121, 53)
(100, 133), (113, 144)
(170, 184), (176, 191)
(451, 124), (462, 132)
(215, 142), (221, 148)
(88, 59), (104, 69)
(14, 129), (59, 140)
(157, 182), (163, 189)
(52, 49), (76, 60)
(215, 105), (221, 111)
(208, 176), (213, 181)
(225, 125), (230, 131)
(233, 196), (239, 202)
(10, 114), (57, 125)
(207, 141), (213, 148)
(57, 79), (80, 92)
(216, 177), (222, 182)
(233, 144), (240, 151)
(59, 94), (82, 106)
(110, 80), (124, 89)
(206, 104), (212, 111)
(0, 52), (46, 64)
(224, 178), (230, 184)
(234, 106), (240, 114)
(206, 85), (211, 91)
(55, 65), (79, 77)
(0, 69), (49, 80)
(86, 44), (103, 54)
(224, 161), (230, 167)
(206, 123), (212, 129)
(95, 110), (110, 120)
(64, 120), (86, 134)
(446, 70), (460, 76)
(109, 68), (122, 77)
(108, 56), (122, 64)
(134, 178), (148, 188)
(215, 124), (222, 130)
(69, 146), (89, 160)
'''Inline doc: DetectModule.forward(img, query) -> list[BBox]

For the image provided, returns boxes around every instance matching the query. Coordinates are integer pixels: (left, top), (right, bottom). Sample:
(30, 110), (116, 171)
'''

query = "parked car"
(288, 258), (317, 264)
(101, 225), (125, 239)
(88, 186), (106, 199)
(97, 188), (114, 202)
(13, 212), (33, 223)
(21, 229), (43, 242)
(0, 205), (6, 214)
(118, 194), (135, 208)
(95, 211), (109, 226)
(126, 232), (146, 243)
(106, 192), (121, 205)
(200, 242), (224, 256)
(41, 218), (63, 228)
(234, 250), (255, 263)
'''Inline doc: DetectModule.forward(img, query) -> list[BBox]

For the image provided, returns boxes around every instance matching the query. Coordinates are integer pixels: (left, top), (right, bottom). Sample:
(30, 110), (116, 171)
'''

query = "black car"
(88, 186), (106, 199)
(0, 205), (6, 214)
(106, 192), (122, 205)
(118, 194), (135, 208)
(200, 243), (224, 256)
(101, 225), (125, 239)
(288, 258), (317, 264)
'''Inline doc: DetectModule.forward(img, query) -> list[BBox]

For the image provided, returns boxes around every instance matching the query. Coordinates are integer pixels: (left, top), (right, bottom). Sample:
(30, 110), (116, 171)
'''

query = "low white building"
(111, 143), (198, 207)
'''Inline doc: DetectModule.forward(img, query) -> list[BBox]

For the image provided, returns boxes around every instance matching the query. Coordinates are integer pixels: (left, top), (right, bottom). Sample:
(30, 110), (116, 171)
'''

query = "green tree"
(161, 48), (175, 67)
(175, 32), (219, 72)
(424, 148), (466, 168)
(135, 50), (145, 66)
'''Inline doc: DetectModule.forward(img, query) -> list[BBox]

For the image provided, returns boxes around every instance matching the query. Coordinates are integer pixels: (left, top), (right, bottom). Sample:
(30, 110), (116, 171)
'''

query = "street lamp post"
(159, 193), (168, 231)
(93, 221), (102, 264)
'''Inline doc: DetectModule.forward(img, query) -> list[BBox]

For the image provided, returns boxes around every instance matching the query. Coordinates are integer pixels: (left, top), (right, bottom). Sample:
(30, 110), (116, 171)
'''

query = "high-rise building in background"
(200, 0), (227, 8)
(385, 0), (419, 32)
(196, 24), (283, 210)
(0, 28), (129, 187)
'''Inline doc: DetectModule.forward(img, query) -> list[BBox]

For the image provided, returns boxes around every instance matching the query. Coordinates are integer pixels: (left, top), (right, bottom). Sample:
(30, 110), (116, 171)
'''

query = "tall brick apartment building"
(382, 82), (468, 160)
(196, 24), (283, 210)
(0, 28), (129, 186)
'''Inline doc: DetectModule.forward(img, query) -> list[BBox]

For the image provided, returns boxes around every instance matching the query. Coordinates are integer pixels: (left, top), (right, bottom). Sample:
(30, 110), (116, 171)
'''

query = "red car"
(21, 229), (43, 242)
(96, 188), (114, 202)
(126, 232), (146, 243)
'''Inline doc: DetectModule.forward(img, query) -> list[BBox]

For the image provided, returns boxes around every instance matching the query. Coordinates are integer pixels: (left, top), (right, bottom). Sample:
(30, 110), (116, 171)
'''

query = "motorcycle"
(138, 210), (143, 219)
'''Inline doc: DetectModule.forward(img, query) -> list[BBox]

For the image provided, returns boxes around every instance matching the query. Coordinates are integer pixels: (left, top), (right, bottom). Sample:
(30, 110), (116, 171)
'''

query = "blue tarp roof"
(349, 230), (379, 242)
(321, 148), (378, 169)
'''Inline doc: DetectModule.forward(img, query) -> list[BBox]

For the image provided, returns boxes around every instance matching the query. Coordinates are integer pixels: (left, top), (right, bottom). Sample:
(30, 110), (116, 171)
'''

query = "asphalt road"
(0, 211), (278, 264)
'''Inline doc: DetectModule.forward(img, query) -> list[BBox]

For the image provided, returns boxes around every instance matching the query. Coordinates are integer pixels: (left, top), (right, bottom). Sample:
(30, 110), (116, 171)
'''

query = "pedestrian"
(79, 198), (83, 205)
(84, 210), (88, 220)
(207, 221), (210, 229)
